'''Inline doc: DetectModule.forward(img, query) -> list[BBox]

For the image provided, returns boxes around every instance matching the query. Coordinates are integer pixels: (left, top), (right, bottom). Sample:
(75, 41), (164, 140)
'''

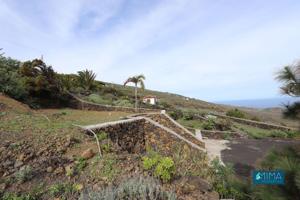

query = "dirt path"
(204, 139), (230, 164)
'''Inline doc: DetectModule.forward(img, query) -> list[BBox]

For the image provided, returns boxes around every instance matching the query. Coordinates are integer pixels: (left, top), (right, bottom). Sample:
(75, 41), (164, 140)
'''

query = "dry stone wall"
(144, 114), (205, 148)
(83, 116), (205, 155)
(212, 113), (294, 131)
(68, 92), (159, 113)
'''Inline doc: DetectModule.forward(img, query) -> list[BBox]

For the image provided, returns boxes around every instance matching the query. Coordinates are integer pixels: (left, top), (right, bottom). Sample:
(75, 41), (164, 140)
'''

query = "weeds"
(48, 183), (80, 198)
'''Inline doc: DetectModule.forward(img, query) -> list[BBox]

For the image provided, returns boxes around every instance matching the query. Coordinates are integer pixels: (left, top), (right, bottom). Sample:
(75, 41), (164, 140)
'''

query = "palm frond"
(276, 66), (298, 83)
(124, 77), (135, 86)
(136, 74), (145, 80)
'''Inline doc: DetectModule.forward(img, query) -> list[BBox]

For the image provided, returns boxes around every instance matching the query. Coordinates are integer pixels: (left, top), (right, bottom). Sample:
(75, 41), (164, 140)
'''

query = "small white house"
(142, 95), (157, 105)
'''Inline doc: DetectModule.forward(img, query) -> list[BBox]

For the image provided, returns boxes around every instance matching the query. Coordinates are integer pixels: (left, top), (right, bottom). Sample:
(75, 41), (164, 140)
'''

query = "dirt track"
(221, 138), (300, 177)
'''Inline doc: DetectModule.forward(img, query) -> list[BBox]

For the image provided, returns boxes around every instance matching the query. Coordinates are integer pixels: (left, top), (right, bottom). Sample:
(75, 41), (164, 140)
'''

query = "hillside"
(0, 94), (219, 199)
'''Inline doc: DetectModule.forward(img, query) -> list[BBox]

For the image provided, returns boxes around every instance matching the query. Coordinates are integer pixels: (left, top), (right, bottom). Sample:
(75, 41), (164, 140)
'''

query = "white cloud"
(1, 0), (300, 101)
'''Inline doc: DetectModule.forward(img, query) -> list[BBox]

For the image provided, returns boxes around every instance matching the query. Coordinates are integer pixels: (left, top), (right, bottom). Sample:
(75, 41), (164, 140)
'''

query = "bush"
(226, 108), (245, 119)
(142, 151), (175, 182)
(201, 119), (215, 130)
(2, 193), (37, 200)
(113, 99), (133, 107)
(214, 119), (232, 131)
(79, 176), (176, 200)
(87, 94), (112, 105)
(269, 130), (288, 138)
(169, 109), (183, 120)
(209, 158), (248, 199)
(183, 112), (194, 120)
(48, 183), (79, 198)
(97, 131), (108, 141)
(14, 166), (34, 183)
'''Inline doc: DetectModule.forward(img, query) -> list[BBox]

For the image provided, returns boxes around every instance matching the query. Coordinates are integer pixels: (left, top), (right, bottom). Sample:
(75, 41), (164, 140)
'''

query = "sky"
(1, 0), (300, 102)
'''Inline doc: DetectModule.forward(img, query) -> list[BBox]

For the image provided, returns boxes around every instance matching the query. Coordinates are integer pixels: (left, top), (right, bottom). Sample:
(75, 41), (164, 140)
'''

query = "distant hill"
(217, 97), (300, 109)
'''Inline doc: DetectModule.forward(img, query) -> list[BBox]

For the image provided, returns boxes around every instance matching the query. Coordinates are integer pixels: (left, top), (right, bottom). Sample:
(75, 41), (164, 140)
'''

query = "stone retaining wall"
(144, 114), (205, 148)
(212, 113), (294, 131)
(68, 92), (159, 113)
(201, 130), (246, 139)
(82, 116), (205, 155)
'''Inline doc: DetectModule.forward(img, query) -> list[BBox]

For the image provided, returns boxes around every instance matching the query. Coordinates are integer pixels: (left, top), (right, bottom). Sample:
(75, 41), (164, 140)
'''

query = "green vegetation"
(48, 183), (80, 198)
(255, 146), (300, 199)
(209, 158), (249, 199)
(142, 151), (175, 182)
(89, 154), (120, 182)
(2, 193), (38, 200)
(77, 69), (97, 92)
(79, 176), (176, 200)
(207, 146), (300, 200)
(97, 131), (108, 141)
(226, 108), (246, 118)
(178, 117), (232, 131)
(234, 123), (299, 139)
(276, 63), (300, 120)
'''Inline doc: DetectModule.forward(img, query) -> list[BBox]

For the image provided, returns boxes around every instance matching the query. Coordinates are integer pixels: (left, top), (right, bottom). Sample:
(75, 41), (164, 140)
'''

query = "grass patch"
(0, 108), (128, 135)
(48, 183), (80, 199)
(234, 123), (299, 139)
(88, 154), (120, 182)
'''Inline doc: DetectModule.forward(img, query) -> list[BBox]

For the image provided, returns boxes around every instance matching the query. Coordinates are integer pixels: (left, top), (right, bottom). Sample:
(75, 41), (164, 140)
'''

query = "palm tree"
(276, 63), (300, 120)
(77, 69), (96, 91)
(124, 74), (145, 112)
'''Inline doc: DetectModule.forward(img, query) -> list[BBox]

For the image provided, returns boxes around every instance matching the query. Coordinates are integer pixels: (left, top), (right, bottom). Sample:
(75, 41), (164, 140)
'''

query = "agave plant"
(124, 74), (145, 112)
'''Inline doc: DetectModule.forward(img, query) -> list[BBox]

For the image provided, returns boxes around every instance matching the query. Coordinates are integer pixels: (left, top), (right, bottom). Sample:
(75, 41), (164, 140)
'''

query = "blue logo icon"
(252, 170), (285, 185)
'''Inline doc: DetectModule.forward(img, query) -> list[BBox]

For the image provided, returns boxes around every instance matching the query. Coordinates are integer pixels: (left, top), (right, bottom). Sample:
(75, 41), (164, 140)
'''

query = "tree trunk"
(135, 83), (138, 112)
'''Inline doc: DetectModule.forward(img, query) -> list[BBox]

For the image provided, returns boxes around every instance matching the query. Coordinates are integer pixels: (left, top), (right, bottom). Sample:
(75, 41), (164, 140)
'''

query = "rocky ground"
(0, 95), (218, 199)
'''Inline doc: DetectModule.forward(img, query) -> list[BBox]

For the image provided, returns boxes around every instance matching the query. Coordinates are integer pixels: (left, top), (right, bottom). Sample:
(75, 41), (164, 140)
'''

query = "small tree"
(124, 74), (145, 112)
(77, 69), (96, 91)
(276, 62), (300, 120)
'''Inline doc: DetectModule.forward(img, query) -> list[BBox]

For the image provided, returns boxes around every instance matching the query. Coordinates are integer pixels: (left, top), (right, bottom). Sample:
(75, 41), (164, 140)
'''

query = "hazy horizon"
(216, 96), (300, 109)
(1, 0), (300, 101)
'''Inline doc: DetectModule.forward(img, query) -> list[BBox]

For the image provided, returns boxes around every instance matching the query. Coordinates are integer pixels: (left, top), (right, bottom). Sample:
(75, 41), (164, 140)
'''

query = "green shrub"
(87, 94), (112, 105)
(79, 176), (176, 200)
(113, 99), (132, 107)
(101, 143), (111, 153)
(215, 119), (232, 131)
(226, 108), (245, 118)
(183, 112), (194, 120)
(49, 183), (79, 198)
(97, 131), (108, 141)
(209, 158), (248, 199)
(169, 109), (183, 120)
(14, 166), (34, 183)
(142, 151), (175, 182)
(269, 130), (288, 138)
(2, 193), (37, 200)
(201, 119), (215, 130)
(154, 157), (175, 182)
